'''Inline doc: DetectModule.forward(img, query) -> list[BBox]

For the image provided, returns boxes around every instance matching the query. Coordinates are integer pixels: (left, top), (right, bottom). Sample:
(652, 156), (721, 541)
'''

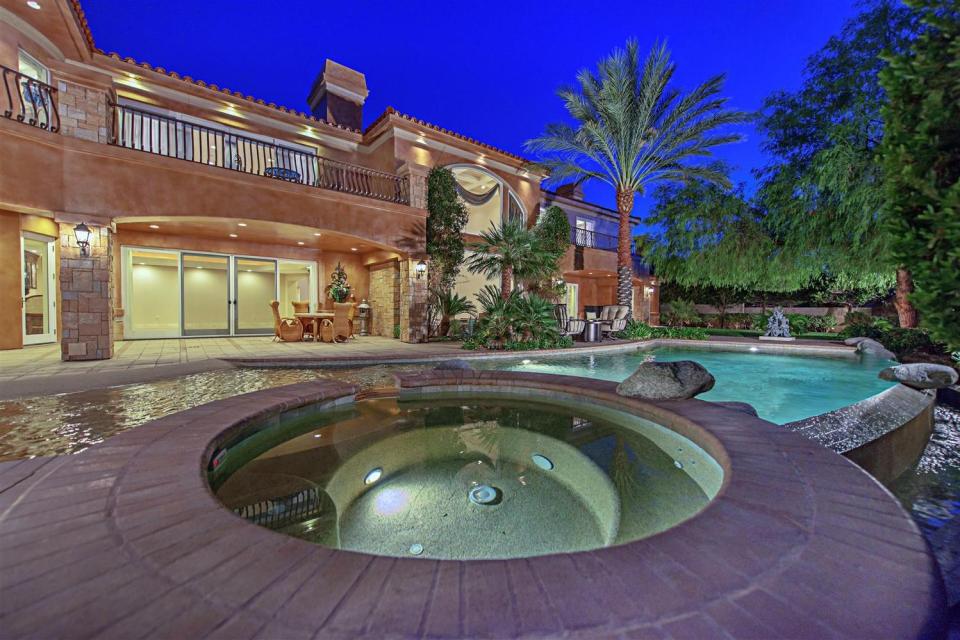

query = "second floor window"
(575, 218), (596, 247)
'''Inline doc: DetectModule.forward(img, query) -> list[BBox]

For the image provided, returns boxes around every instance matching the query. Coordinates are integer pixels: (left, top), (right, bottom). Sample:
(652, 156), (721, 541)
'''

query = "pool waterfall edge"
(0, 372), (947, 639)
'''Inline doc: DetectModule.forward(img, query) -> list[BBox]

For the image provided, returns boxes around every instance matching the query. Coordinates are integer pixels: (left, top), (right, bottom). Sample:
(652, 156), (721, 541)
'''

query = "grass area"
(705, 328), (839, 341)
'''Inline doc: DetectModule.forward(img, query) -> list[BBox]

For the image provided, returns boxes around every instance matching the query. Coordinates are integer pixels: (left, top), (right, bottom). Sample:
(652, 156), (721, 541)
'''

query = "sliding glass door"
(234, 257), (277, 335)
(123, 247), (315, 338)
(181, 253), (230, 336)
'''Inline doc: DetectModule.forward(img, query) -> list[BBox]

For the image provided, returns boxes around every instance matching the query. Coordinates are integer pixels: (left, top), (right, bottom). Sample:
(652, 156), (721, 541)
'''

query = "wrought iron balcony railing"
(571, 227), (653, 275)
(110, 103), (409, 205)
(572, 228), (619, 251)
(1, 65), (59, 132)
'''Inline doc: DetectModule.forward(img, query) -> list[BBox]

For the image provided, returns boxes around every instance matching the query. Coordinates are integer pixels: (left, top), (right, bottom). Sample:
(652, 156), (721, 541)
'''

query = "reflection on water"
(0, 366), (419, 461)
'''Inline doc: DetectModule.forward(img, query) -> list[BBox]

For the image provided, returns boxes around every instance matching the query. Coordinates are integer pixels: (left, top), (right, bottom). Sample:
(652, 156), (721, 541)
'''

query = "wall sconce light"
(73, 222), (92, 256)
(415, 259), (427, 280)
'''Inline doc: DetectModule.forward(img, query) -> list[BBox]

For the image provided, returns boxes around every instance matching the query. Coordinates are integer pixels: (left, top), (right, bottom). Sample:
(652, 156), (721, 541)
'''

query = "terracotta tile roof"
(67, 0), (96, 53)
(365, 107), (533, 166)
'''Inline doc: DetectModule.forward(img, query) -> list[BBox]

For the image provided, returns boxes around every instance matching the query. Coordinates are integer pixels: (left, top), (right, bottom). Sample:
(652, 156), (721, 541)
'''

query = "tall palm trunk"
(501, 264), (513, 300)
(894, 267), (918, 328)
(616, 189), (635, 318)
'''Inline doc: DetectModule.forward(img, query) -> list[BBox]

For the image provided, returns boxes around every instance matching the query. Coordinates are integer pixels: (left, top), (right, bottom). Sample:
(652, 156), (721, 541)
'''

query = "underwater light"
(749, 346), (759, 352)
(521, 359), (532, 365)
(531, 454), (554, 470)
(364, 467), (383, 485)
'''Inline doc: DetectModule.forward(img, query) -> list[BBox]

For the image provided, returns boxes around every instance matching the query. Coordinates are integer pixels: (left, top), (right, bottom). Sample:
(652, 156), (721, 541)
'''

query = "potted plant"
(326, 262), (351, 303)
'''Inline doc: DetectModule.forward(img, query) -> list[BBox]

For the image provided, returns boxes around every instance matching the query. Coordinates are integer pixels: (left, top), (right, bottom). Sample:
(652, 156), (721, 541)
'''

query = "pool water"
(211, 397), (722, 560)
(482, 347), (896, 424)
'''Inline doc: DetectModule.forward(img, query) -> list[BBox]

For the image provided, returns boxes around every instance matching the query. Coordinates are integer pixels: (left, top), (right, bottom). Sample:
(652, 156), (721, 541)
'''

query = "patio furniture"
(554, 304), (585, 339)
(270, 300), (303, 342)
(264, 166), (301, 182)
(291, 301), (314, 339)
(322, 303), (354, 343)
(599, 305), (630, 340)
(582, 320), (602, 343)
(295, 311), (334, 341)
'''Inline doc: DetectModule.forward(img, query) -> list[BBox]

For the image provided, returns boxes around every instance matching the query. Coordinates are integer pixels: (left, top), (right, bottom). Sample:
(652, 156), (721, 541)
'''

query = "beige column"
(58, 222), (114, 360)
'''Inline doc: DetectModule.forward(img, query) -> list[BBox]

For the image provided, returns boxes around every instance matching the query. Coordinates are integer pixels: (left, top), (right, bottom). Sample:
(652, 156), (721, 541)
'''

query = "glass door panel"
(22, 234), (56, 345)
(234, 257), (277, 335)
(181, 253), (229, 336)
(124, 248), (180, 338)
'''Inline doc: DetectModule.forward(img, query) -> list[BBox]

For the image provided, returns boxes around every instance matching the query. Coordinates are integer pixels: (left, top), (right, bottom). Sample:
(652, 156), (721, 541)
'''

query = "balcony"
(570, 228), (653, 276)
(1, 65), (59, 133)
(110, 103), (409, 205)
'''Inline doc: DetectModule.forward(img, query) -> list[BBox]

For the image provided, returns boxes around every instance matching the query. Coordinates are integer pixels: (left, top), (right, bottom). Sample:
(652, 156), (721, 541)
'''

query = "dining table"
(294, 312), (334, 342)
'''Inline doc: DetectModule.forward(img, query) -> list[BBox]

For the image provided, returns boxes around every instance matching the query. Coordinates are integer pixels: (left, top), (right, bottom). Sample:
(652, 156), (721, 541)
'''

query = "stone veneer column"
(56, 80), (110, 144)
(59, 223), (114, 360)
(399, 259), (429, 343)
(398, 162), (429, 210)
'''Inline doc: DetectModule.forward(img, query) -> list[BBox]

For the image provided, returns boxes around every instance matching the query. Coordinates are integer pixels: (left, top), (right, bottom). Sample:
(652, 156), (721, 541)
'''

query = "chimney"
(555, 182), (584, 200)
(307, 59), (369, 130)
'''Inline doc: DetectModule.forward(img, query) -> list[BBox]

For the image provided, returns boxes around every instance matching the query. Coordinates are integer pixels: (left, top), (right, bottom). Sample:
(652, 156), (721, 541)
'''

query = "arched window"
(507, 193), (525, 224)
(450, 166), (503, 235)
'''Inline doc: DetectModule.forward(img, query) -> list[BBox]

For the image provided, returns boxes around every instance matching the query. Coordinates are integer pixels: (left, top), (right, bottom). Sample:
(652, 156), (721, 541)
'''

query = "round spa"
(210, 395), (723, 560)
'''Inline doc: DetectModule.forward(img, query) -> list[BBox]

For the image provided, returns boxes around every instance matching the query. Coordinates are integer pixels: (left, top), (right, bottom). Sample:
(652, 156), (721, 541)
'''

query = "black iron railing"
(570, 227), (653, 275)
(572, 228), (619, 251)
(1, 65), (59, 132)
(111, 102), (409, 205)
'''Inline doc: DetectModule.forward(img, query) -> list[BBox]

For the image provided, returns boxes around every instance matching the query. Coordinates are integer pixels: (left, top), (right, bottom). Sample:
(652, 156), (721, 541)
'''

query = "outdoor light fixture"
(26, 1), (41, 10)
(73, 222), (92, 256)
(415, 259), (427, 280)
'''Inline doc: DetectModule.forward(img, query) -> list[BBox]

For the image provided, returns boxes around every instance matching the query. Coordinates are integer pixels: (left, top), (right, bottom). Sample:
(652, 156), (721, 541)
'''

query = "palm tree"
(466, 219), (554, 299)
(526, 40), (750, 318)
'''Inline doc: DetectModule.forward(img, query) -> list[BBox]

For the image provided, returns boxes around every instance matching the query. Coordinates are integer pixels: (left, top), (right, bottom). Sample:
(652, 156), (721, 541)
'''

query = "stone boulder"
(712, 401), (759, 417)
(879, 363), (959, 390)
(855, 338), (896, 360)
(844, 337), (869, 346)
(616, 360), (715, 400)
(434, 359), (473, 371)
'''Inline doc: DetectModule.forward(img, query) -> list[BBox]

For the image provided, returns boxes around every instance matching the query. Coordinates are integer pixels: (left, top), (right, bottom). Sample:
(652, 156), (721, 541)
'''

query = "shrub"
(464, 286), (561, 350)
(618, 320), (708, 341)
(662, 299), (700, 326)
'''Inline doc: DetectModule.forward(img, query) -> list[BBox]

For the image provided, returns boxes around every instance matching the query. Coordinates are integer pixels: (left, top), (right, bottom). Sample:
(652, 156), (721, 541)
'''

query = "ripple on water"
(0, 366), (418, 461)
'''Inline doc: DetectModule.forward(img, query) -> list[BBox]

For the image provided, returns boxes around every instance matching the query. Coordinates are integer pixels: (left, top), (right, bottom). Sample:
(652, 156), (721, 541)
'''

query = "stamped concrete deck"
(0, 372), (945, 639)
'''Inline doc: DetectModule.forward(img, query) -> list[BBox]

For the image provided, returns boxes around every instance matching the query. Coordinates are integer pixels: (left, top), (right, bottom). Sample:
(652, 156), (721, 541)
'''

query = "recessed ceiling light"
(26, 1), (41, 9)
(313, 232), (321, 236)
(297, 241), (304, 245)
(229, 233), (238, 238)
(350, 247), (357, 251)
(237, 223), (247, 227)
(148, 224), (159, 229)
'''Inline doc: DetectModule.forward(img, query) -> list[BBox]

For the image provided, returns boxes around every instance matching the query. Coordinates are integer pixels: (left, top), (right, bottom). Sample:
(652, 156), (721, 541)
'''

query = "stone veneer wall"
(367, 260), (399, 337)
(56, 80), (109, 144)
(399, 259), (429, 343)
(59, 223), (113, 360)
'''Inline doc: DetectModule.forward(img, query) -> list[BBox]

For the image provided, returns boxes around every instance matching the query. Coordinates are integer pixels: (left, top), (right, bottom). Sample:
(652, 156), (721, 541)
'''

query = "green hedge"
(705, 328), (839, 341)
(618, 321), (709, 341)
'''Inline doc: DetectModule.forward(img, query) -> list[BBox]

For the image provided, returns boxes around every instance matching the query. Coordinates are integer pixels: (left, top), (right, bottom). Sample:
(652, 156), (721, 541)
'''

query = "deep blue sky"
(84, 0), (860, 222)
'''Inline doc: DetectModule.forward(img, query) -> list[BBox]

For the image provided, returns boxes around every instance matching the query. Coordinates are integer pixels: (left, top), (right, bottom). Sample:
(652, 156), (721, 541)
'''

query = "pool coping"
(0, 371), (945, 639)
(221, 336), (858, 369)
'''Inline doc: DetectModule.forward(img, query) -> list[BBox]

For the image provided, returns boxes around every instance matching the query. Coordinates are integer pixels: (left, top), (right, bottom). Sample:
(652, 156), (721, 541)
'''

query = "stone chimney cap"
(307, 59), (369, 111)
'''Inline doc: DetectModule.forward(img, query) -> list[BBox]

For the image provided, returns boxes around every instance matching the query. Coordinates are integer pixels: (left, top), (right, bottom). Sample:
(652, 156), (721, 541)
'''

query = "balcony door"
(575, 218), (596, 247)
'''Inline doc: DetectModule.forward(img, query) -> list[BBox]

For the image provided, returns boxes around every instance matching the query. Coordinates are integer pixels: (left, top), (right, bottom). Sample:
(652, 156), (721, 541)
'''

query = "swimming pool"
(481, 346), (896, 424)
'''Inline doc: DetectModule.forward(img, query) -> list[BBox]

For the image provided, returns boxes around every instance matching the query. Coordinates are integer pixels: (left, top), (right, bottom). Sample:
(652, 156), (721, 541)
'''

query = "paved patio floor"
(0, 337), (465, 399)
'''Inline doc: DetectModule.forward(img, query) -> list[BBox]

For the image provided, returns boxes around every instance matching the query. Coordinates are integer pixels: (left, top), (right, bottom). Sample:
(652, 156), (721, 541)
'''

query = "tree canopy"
(426, 167), (469, 293)
(880, 0), (960, 347)
(526, 39), (749, 317)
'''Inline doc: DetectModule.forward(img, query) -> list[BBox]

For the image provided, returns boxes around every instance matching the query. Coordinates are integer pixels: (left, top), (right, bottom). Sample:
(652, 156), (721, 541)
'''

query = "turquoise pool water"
(479, 346), (896, 424)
